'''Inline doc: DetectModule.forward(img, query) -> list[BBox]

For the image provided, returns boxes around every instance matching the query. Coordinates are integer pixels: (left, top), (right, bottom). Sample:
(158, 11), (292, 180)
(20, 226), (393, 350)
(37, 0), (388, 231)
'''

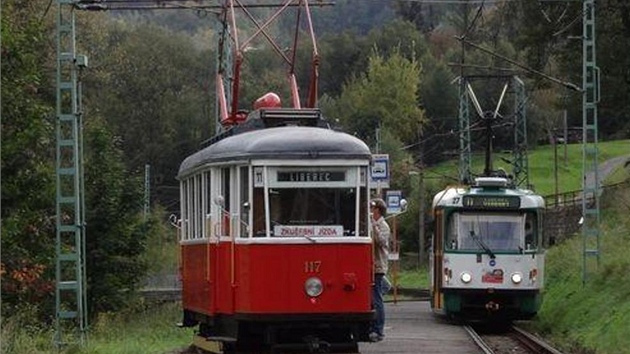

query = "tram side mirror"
(214, 195), (225, 208)
(400, 199), (408, 212)
(168, 214), (180, 229)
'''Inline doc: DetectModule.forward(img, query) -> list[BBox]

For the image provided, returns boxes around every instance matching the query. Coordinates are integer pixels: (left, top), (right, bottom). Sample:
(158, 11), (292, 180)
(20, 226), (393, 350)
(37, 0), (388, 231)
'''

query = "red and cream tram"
(177, 108), (374, 352)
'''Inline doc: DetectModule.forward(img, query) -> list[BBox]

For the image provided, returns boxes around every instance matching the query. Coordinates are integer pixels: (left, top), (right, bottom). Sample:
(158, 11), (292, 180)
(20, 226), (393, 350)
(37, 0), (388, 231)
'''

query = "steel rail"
(464, 325), (495, 354)
(511, 326), (565, 354)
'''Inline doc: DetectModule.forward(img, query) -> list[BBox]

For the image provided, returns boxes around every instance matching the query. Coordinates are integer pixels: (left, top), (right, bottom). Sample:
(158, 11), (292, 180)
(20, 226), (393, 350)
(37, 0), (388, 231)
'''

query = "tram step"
(192, 335), (236, 354)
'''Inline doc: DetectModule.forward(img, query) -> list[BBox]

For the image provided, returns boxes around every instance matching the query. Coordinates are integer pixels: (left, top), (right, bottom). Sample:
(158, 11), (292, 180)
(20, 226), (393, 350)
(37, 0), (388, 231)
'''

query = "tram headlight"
(529, 268), (538, 282)
(305, 277), (324, 297)
(460, 272), (472, 284)
(511, 272), (523, 284)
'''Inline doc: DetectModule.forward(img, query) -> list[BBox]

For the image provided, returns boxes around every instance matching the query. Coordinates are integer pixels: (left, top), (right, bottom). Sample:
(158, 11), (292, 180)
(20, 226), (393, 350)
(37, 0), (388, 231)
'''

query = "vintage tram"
(430, 176), (545, 321)
(177, 107), (374, 352)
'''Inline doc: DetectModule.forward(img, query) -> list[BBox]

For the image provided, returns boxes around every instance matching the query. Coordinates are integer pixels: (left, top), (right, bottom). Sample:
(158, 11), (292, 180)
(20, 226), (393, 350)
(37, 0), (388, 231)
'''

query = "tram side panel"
(181, 243), (216, 316)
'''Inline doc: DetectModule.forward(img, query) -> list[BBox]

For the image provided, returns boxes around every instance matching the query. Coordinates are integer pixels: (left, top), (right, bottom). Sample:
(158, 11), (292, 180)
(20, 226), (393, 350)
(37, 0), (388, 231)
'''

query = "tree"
(418, 55), (459, 165)
(1, 0), (57, 321)
(392, 1), (451, 33)
(329, 48), (426, 146)
(83, 21), (213, 210)
(83, 118), (149, 314)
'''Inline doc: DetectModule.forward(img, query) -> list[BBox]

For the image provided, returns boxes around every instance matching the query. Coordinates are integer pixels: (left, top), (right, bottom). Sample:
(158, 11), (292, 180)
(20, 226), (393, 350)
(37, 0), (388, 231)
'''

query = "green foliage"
(319, 20), (428, 98)
(85, 21), (212, 188)
(0, 303), (56, 354)
(312, 0), (396, 36)
(141, 206), (179, 275)
(84, 118), (149, 315)
(82, 303), (193, 354)
(427, 140), (630, 196)
(532, 186), (630, 353)
(1, 0), (56, 320)
(331, 48), (426, 144)
(1, 303), (193, 354)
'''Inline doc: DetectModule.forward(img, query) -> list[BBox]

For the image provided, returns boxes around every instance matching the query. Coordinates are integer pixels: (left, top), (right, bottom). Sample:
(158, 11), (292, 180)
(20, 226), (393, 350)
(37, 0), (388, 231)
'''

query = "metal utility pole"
(144, 164), (151, 220)
(412, 124), (427, 267)
(55, 0), (88, 347)
(581, 0), (601, 283)
(512, 77), (529, 188)
(457, 77), (472, 184)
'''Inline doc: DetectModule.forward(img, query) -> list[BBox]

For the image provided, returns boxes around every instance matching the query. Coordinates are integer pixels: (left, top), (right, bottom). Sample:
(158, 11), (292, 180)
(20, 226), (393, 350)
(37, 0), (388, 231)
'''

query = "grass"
(527, 140), (630, 195)
(81, 303), (194, 354)
(529, 184), (630, 353)
(429, 139), (630, 196)
(1, 303), (195, 354)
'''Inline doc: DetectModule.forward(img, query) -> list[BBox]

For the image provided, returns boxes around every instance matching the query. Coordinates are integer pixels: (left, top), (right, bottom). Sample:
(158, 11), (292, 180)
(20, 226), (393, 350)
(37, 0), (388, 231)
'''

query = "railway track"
(465, 324), (565, 354)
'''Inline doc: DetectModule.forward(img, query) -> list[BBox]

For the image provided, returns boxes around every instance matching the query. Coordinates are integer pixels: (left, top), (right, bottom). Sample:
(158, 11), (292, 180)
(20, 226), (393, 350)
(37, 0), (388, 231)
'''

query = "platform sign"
(386, 190), (403, 214)
(371, 154), (390, 189)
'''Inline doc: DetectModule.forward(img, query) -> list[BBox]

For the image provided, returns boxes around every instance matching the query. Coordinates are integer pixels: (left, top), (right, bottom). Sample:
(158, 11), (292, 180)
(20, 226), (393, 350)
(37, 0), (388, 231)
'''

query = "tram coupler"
(485, 301), (500, 312)
(303, 335), (331, 353)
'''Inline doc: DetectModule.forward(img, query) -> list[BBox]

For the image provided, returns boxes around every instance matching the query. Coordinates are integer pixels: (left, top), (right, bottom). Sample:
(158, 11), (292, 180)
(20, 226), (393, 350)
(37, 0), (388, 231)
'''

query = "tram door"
(431, 209), (444, 310)
(213, 167), (235, 313)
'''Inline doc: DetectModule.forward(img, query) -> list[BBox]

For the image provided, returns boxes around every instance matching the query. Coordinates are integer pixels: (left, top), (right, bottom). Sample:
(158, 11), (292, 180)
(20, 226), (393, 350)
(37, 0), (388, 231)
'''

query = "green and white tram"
(430, 176), (545, 321)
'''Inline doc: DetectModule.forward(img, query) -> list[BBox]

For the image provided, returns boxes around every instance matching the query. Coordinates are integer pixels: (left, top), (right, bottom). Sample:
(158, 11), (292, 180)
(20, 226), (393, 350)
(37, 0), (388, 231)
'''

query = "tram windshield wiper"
(304, 235), (317, 243)
(469, 230), (496, 259)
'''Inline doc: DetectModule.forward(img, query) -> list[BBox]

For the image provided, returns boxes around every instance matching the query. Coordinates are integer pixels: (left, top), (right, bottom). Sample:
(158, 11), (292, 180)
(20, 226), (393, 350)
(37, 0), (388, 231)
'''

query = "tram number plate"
(304, 261), (322, 273)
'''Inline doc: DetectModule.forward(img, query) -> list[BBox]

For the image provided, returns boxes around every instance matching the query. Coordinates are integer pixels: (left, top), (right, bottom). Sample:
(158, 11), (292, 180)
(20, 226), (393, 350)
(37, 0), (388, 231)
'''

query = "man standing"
(369, 198), (390, 342)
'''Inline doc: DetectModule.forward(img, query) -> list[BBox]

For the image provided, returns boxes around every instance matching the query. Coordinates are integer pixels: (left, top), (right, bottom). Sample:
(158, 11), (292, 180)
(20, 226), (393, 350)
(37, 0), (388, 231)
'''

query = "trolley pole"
(418, 134), (425, 268)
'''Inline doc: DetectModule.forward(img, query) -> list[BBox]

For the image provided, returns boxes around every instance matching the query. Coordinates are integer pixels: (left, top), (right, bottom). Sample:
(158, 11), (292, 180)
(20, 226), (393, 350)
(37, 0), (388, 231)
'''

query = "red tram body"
(177, 108), (374, 351)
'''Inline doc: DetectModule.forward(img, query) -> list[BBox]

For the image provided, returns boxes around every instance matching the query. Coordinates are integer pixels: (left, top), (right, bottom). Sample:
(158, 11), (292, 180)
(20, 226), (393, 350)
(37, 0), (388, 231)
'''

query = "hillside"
(528, 163), (630, 353)
(427, 139), (630, 196)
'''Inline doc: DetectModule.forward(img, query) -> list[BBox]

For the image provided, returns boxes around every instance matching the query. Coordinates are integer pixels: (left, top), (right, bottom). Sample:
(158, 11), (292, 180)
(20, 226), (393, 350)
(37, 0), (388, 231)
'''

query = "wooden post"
(392, 215), (398, 304)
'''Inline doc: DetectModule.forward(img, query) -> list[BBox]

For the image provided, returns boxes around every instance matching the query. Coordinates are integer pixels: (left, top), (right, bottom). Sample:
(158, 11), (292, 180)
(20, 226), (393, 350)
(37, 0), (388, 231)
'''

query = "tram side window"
(181, 179), (189, 241)
(253, 187), (265, 236)
(186, 178), (193, 240)
(446, 214), (458, 250)
(220, 167), (231, 236)
(205, 171), (211, 238)
(358, 187), (368, 237)
(195, 174), (203, 239)
(240, 166), (250, 238)
(524, 212), (537, 250)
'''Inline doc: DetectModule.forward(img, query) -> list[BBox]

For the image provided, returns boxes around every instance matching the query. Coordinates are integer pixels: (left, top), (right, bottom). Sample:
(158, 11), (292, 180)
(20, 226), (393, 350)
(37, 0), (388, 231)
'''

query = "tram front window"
(269, 188), (356, 236)
(448, 213), (525, 252)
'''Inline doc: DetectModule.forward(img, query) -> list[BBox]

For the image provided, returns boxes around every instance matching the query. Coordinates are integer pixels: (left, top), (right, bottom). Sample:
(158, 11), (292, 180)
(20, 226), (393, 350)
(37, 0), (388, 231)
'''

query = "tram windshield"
(262, 187), (361, 237)
(446, 213), (530, 252)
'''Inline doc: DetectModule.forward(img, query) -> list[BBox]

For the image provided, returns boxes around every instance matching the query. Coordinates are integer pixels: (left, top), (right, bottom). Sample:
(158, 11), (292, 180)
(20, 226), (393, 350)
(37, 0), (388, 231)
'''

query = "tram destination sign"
(277, 171), (345, 183)
(462, 195), (521, 209)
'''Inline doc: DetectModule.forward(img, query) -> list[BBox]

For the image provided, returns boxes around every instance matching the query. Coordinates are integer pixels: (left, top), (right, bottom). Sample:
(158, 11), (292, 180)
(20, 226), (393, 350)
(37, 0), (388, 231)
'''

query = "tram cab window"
(268, 188), (357, 236)
(450, 213), (524, 252)
(251, 187), (360, 237)
(446, 215), (458, 250)
(239, 166), (250, 238)
(252, 187), (266, 237)
(524, 212), (538, 250)
(219, 168), (231, 236)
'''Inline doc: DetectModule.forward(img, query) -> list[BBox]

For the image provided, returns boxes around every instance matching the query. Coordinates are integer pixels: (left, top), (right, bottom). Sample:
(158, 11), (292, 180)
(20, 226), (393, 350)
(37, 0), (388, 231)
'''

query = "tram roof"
(178, 126), (371, 177)
(432, 185), (545, 209)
